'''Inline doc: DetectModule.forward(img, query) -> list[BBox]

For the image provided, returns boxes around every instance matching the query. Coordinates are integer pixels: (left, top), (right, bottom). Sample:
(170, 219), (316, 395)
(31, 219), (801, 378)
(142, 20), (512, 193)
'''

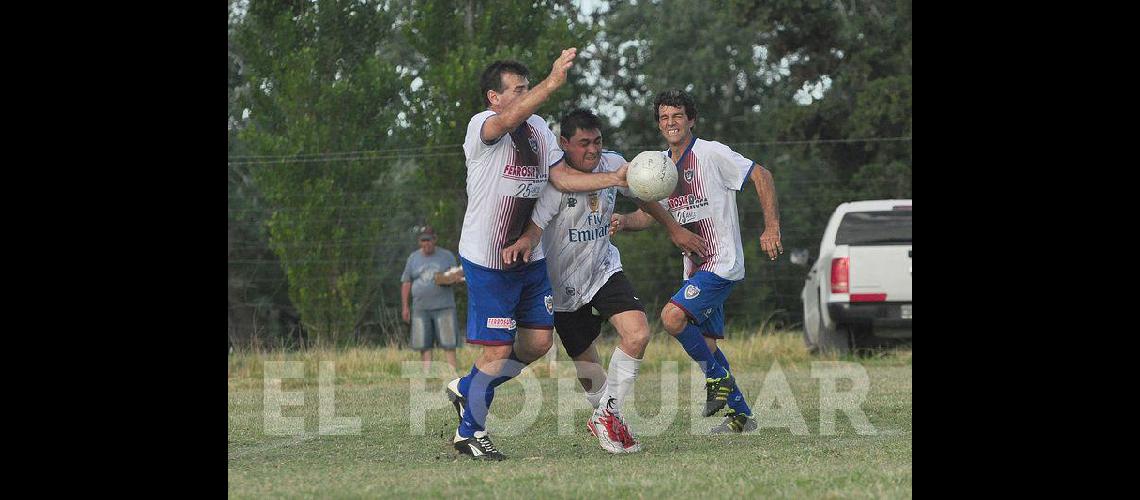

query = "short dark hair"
(559, 108), (603, 139)
(480, 60), (530, 107)
(652, 89), (698, 121)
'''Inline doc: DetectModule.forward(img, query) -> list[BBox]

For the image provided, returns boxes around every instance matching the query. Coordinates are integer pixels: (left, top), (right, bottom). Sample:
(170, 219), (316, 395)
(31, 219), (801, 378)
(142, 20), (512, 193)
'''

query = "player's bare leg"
(570, 344), (608, 409)
(514, 327), (554, 364)
(610, 310), (650, 359)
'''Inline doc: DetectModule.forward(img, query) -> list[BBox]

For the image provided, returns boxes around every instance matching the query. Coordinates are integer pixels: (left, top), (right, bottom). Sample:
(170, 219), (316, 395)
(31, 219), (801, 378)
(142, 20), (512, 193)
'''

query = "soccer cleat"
(704, 373), (735, 417)
(710, 410), (757, 434)
(586, 398), (642, 453)
(453, 430), (506, 461)
(445, 378), (466, 420)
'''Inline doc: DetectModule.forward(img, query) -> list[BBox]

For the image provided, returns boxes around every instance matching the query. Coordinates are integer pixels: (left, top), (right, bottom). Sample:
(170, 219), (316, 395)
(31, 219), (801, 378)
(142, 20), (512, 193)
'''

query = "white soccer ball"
(626, 151), (678, 201)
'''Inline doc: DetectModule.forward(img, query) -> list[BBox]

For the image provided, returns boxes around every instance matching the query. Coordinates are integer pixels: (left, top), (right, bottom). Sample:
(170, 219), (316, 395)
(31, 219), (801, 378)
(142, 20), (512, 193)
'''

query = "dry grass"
(228, 329), (910, 388)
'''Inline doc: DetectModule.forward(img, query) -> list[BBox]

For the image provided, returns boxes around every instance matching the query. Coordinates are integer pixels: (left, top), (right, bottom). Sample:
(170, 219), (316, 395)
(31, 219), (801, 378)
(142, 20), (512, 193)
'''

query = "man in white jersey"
(501, 109), (707, 453)
(612, 89), (783, 434)
(446, 51), (631, 461)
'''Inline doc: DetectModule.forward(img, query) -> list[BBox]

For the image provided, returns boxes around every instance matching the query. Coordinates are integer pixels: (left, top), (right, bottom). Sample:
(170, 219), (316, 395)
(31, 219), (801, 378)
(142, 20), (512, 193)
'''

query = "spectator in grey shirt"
(401, 226), (460, 371)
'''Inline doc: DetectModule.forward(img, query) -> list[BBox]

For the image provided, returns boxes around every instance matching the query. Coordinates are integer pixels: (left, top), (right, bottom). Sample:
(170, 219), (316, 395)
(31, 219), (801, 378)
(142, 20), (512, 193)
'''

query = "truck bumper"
(828, 302), (912, 334)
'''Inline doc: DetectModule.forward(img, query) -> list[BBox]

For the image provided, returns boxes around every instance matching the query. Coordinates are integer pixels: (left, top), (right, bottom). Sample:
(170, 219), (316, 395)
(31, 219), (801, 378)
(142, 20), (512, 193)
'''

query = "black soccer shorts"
(553, 271), (645, 358)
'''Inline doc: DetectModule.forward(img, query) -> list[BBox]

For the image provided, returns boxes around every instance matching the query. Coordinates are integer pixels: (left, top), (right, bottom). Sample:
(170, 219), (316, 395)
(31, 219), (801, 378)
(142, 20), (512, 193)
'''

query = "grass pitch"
(228, 331), (912, 498)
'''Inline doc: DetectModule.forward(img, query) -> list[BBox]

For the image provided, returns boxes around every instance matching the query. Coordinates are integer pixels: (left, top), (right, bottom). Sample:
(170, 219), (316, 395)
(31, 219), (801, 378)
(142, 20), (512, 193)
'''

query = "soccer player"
(447, 50), (630, 461)
(500, 109), (707, 453)
(611, 89), (783, 434)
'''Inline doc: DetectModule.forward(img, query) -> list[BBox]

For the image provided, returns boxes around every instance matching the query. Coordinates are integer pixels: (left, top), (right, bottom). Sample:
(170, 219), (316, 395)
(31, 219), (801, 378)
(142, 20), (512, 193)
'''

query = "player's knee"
(479, 344), (513, 364)
(660, 306), (687, 335)
(627, 326), (650, 352)
(518, 335), (553, 361)
(570, 350), (594, 364)
(534, 334), (554, 354)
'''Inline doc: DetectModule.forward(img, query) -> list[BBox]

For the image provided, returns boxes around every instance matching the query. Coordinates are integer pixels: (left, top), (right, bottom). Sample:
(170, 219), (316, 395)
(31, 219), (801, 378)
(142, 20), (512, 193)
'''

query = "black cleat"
(446, 378), (466, 420)
(710, 410), (757, 434)
(453, 430), (506, 461)
(704, 373), (735, 417)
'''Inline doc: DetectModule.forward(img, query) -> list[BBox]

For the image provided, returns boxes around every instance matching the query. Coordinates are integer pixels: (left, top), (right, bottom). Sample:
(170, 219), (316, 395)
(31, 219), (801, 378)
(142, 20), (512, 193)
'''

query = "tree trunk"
(465, 0), (474, 40)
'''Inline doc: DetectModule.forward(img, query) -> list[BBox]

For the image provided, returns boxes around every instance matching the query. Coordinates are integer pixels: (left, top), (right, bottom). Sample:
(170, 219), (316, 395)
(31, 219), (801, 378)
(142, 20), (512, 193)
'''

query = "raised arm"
(481, 48), (577, 143)
(611, 208), (654, 233)
(549, 162), (627, 193)
(751, 164), (782, 260)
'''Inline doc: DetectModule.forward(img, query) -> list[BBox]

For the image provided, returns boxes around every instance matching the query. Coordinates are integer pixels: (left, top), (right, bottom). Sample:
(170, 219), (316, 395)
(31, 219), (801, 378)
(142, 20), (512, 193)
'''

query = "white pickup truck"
(798, 199), (912, 354)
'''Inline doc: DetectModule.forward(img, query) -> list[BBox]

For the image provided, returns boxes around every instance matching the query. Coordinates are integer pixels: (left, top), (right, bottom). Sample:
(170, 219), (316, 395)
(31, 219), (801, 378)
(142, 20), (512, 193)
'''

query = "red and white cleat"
(586, 397), (642, 453)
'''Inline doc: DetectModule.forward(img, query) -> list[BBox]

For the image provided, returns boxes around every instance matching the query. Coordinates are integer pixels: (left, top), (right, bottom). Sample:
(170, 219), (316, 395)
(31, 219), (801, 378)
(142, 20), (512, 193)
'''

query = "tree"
(582, 0), (911, 326)
(228, 0), (592, 345)
(230, 0), (416, 345)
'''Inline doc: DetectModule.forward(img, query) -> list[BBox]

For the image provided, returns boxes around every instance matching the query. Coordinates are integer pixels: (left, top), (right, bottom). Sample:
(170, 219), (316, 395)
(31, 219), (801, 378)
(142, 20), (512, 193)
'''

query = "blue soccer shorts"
(460, 257), (554, 346)
(668, 270), (738, 339)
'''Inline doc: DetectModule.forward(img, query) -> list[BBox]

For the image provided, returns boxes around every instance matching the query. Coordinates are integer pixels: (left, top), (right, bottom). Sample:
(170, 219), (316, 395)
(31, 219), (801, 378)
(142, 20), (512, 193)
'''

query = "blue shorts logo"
(684, 284), (700, 299)
(545, 295), (554, 315)
(486, 317), (517, 330)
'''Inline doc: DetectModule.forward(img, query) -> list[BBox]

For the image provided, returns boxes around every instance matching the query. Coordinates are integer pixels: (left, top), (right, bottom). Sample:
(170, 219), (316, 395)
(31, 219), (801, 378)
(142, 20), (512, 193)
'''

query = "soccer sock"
(713, 348), (751, 416)
(600, 346), (642, 413)
(674, 323), (727, 379)
(457, 350), (528, 437)
(585, 379), (608, 410)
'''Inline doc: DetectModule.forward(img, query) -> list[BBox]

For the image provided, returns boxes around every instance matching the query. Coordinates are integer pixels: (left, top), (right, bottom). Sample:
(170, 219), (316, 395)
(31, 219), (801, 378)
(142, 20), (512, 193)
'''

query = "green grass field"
(228, 331), (912, 498)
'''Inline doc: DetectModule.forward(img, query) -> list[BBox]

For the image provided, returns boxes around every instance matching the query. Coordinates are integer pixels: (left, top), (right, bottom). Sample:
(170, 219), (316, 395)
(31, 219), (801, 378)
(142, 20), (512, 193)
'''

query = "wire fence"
(228, 136), (910, 349)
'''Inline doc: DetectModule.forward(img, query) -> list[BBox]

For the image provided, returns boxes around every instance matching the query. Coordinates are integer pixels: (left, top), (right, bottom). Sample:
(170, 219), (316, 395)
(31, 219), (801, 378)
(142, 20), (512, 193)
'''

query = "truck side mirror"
(790, 248), (810, 266)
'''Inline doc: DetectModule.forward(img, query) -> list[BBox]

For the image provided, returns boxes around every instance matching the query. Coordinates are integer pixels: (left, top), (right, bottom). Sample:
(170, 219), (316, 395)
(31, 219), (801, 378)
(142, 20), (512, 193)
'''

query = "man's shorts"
(460, 257), (554, 346)
(554, 271), (645, 358)
(410, 307), (459, 350)
(668, 270), (737, 339)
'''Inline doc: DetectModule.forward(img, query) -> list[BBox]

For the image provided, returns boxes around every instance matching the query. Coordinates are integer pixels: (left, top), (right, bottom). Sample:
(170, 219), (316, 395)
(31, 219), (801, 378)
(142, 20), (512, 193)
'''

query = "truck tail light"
(831, 257), (849, 293)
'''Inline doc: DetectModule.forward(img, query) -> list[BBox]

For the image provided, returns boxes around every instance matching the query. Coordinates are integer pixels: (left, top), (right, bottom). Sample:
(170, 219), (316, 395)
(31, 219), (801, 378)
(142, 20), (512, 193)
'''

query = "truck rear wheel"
(817, 317), (852, 356)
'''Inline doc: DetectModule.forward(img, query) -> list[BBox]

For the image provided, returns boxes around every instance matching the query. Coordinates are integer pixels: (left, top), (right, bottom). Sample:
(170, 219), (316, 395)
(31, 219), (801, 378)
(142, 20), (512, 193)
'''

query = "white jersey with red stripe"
(460, 110), (565, 270)
(531, 151), (630, 312)
(656, 137), (756, 281)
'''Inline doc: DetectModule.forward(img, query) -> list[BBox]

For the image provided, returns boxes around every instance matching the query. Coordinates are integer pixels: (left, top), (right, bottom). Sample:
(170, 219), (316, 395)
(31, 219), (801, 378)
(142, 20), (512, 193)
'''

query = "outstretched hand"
(612, 163), (629, 188)
(501, 239), (533, 266)
(669, 226), (708, 259)
(548, 48), (577, 86)
(609, 213), (625, 236)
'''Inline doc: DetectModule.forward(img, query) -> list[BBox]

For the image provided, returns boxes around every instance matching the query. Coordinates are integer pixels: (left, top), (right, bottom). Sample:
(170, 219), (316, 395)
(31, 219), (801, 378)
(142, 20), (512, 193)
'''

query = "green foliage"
(231, 0), (414, 345)
(229, 0), (591, 345)
(227, 0), (911, 345)
(584, 0), (911, 325)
